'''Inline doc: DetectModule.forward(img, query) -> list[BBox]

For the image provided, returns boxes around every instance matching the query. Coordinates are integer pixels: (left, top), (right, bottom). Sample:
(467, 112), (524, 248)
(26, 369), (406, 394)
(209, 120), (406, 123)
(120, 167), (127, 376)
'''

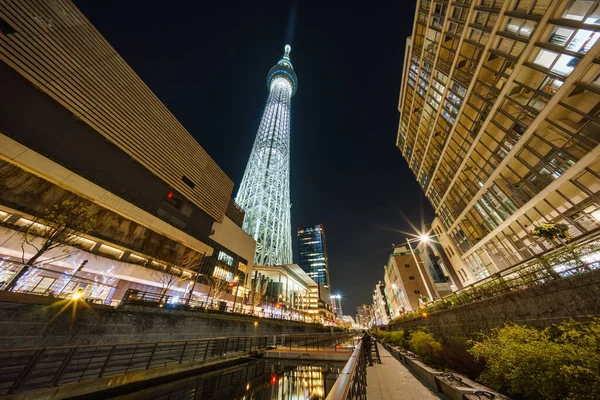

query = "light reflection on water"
(111, 359), (344, 400)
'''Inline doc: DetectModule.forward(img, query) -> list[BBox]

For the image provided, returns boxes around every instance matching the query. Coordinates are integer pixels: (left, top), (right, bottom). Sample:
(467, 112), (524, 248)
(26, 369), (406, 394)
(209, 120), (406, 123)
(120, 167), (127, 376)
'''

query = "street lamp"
(405, 234), (437, 301)
(231, 276), (240, 313)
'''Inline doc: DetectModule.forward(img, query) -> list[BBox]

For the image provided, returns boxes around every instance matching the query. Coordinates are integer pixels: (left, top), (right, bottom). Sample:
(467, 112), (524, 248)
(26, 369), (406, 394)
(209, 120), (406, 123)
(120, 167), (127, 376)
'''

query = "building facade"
(398, 0), (600, 286)
(297, 224), (331, 287)
(330, 294), (343, 319)
(0, 0), (255, 307)
(356, 304), (372, 328)
(249, 264), (333, 323)
(372, 281), (391, 326)
(236, 45), (297, 267)
(384, 246), (436, 316)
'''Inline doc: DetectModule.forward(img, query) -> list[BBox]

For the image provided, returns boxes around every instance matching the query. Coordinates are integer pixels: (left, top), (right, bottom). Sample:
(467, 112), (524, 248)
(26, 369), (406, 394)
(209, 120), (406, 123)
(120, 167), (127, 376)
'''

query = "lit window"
(218, 251), (234, 266)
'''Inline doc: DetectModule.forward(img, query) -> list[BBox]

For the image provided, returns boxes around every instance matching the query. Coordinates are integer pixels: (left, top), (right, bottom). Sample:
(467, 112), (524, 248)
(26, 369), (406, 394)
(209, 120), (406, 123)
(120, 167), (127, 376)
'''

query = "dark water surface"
(109, 359), (345, 400)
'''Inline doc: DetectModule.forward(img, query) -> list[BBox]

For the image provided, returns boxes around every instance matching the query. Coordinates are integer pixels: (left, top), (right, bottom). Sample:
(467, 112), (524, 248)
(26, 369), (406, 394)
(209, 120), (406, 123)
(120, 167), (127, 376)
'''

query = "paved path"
(366, 343), (446, 400)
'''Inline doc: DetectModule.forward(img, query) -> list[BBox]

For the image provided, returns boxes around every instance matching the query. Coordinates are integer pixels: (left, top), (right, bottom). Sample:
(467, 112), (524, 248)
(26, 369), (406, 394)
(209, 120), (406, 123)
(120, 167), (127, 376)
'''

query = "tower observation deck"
(235, 45), (297, 266)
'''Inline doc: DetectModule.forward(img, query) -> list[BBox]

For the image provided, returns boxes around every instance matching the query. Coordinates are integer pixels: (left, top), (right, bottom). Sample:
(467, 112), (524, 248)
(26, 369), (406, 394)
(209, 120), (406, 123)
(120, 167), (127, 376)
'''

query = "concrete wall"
(387, 268), (600, 341)
(0, 302), (332, 349)
(210, 216), (256, 271)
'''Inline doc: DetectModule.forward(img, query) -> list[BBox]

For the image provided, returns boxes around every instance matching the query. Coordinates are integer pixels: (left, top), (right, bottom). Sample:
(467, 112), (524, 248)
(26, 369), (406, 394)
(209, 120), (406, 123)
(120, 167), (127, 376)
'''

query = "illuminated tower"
(236, 45), (297, 266)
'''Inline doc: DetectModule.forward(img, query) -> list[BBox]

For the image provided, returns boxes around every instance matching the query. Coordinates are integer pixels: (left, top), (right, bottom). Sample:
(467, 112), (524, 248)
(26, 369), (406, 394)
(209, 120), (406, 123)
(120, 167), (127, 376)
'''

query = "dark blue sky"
(76, 0), (434, 315)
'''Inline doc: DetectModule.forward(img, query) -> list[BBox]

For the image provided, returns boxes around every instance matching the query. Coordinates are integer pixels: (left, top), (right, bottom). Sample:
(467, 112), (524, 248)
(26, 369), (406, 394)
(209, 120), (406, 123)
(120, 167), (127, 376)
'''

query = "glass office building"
(297, 225), (331, 288)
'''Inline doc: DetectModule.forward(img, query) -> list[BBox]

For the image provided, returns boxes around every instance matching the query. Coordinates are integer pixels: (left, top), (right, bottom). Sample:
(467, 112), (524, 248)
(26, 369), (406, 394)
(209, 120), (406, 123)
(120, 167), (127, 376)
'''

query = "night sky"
(76, 0), (435, 315)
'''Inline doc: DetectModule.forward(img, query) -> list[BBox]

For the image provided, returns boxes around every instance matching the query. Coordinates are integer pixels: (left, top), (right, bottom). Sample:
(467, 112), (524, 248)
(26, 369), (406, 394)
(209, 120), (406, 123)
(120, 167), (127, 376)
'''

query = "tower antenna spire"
(235, 46), (297, 266)
(284, 44), (291, 59)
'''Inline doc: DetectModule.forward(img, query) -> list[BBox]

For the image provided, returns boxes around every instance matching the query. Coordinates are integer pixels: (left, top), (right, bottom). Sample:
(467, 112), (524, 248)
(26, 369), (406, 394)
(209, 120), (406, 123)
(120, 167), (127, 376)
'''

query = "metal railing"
(0, 335), (268, 395)
(120, 288), (317, 323)
(270, 333), (355, 352)
(326, 338), (367, 400)
(392, 258), (600, 324)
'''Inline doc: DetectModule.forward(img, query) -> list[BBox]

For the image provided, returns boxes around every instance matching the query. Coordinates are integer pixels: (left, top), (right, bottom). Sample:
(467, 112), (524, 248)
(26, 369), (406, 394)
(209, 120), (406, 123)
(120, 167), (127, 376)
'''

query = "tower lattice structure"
(236, 45), (297, 266)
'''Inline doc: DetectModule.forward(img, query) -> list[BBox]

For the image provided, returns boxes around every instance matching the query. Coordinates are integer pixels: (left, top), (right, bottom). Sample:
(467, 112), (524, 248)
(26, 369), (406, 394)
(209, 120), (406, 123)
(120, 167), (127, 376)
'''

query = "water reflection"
(112, 359), (344, 400)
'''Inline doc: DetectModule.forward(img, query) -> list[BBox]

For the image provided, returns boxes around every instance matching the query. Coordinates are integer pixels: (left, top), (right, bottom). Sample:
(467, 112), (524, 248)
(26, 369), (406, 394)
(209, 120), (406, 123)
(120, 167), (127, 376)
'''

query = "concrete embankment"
(0, 296), (333, 349)
(388, 268), (600, 341)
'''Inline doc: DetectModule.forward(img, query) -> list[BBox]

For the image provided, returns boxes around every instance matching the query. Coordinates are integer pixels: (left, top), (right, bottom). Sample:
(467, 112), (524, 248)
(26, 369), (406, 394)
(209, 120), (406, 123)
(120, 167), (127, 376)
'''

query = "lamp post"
(405, 235), (436, 301)
(231, 276), (240, 313)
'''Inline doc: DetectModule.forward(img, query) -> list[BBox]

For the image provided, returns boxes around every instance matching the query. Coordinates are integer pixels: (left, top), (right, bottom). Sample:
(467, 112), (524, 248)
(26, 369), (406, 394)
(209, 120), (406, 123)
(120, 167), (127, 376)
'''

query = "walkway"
(366, 343), (446, 400)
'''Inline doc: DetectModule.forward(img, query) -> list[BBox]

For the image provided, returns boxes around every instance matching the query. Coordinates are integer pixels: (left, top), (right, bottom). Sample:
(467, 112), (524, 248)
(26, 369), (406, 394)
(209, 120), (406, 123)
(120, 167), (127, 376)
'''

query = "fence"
(393, 257), (600, 324)
(0, 335), (268, 395)
(270, 333), (355, 352)
(120, 288), (317, 323)
(325, 338), (367, 400)
(0, 332), (355, 396)
(0, 259), (116, 304)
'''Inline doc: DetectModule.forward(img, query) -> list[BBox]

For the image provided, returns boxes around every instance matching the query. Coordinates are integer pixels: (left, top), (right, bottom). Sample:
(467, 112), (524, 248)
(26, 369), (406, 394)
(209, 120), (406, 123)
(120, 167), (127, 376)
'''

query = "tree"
(250, 273), (269, 314)
(205, 275), (230, 307)
(151, 265), (182, 299)
(149, 251), (204, 304)
(531, 223), (586, 276)
(6, 200), (97, 291)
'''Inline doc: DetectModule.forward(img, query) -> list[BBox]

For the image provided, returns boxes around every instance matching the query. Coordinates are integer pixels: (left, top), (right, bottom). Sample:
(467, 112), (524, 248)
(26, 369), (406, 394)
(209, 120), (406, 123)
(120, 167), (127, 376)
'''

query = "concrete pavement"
(366, 343), (447, 400)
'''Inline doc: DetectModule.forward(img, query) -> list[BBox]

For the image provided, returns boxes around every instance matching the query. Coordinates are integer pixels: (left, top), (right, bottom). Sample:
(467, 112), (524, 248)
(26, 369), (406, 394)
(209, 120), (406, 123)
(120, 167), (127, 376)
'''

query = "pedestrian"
(361, 330), (374, 366)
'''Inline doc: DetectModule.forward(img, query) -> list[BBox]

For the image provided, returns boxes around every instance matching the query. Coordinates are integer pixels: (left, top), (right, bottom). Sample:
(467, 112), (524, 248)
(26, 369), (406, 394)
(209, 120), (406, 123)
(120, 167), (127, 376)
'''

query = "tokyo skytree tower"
(235, 45), (297, 266)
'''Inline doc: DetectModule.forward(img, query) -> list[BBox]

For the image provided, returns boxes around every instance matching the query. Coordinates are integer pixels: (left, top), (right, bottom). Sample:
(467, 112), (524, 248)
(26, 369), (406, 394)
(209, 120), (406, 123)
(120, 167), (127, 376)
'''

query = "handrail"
(0, 332), (349, 396)
(326, 338), (367, 400)
(120, 288), (319, 323)
(0, 335), (269, 395)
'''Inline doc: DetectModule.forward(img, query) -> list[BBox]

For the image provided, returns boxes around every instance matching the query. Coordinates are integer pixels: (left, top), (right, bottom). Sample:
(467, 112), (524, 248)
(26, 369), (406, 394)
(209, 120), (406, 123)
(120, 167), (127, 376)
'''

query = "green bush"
(408, 329), (442, 365)
(469, 320), (600, 400)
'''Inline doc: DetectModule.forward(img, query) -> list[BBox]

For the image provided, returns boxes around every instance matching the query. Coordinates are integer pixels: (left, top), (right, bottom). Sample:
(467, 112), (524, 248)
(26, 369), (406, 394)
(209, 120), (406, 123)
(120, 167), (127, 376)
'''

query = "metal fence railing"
(0, 335), (268, 395)
(392, 258), (600, 324)
(270, 333), (355, 352)
(0, 332), (353, 396)
(120, 288), (317, 323)
(325, 338), (367, 400)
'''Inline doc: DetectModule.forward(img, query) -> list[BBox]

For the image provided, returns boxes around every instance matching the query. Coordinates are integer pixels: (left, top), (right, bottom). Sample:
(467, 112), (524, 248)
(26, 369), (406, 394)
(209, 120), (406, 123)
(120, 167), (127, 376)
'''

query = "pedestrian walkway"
(366, 343), (446, 400)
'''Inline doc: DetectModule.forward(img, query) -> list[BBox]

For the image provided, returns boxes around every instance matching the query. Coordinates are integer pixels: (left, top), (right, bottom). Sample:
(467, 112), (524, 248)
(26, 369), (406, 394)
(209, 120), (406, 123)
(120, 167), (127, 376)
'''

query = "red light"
(167, 192), (174, 199)
(275, 303), (280, 308)
(271, 375), (277, 384)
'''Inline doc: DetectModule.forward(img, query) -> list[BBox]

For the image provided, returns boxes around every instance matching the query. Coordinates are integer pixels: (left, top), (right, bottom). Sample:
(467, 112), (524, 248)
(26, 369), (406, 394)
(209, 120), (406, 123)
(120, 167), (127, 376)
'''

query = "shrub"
(469, 320), (600, 400)
(408, 329), (442, 365)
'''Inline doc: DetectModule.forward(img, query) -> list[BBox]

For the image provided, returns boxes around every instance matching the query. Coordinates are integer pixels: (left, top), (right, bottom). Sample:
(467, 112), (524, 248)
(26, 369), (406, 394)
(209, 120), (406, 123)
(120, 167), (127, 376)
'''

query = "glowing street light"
(405, 233), (439, 301)
(232, 275), (241, 313)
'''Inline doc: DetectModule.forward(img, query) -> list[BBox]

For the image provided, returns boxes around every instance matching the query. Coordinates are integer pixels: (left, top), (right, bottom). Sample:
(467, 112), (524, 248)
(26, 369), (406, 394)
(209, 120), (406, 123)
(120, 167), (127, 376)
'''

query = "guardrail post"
(146, 343), (159, 369)
(98, 346), (116, 378)
(179, 341), (188, 364)
(204, 339), (211, 360)
(51, 347), (78, 386)
(8, 348), (45, 394)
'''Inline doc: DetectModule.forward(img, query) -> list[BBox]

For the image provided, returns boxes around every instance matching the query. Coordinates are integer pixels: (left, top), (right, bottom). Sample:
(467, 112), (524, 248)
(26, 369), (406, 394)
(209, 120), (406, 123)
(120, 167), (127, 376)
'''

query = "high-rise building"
(356, 304), (372, 328)
(372, 281), (391, 326)
(330, 294), (343, 319)
(398, 0), (600, 286)
(236, 45), (297, 266)
(297, 224), (331, 287)
(383, 246), (438, 315)
(0, 0), (255, 306)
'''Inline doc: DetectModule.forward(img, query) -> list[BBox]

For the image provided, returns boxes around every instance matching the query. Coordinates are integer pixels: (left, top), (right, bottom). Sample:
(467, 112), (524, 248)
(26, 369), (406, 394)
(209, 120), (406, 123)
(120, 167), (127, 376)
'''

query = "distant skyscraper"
(297, 224), (331, 287)
(356, 304), (372, 328)
(236, 45), (297, 266)
(330, 294), (343, 319)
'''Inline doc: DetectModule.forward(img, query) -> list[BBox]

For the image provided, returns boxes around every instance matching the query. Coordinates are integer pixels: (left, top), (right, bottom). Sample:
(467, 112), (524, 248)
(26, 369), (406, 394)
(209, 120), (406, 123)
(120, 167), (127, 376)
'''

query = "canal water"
(107, 358), (345, 400)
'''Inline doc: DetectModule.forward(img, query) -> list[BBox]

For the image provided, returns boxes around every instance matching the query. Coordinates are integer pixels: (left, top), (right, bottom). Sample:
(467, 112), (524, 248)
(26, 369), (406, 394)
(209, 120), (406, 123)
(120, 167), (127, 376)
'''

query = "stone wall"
(387, 268), (600, 341)
(0, 302), (332, 349)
